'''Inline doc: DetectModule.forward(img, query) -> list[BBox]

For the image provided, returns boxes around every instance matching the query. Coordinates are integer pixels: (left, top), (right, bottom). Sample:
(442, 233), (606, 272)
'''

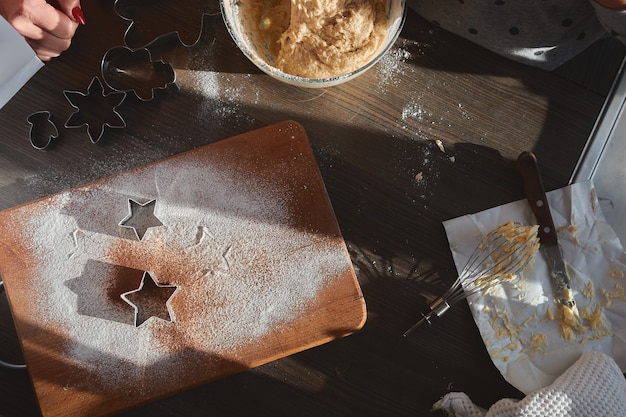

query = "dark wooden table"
(1, 1), (624, 416)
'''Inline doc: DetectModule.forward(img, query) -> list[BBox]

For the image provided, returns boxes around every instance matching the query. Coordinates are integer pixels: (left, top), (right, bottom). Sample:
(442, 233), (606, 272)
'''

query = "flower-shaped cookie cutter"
(101, 46), (176, 101)
(27, 111), (59, 150)
(64, 77), (127, 144)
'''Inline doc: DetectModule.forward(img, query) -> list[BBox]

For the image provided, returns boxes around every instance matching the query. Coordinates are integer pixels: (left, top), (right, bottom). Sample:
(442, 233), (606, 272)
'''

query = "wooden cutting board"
(0, 120), (366, 417)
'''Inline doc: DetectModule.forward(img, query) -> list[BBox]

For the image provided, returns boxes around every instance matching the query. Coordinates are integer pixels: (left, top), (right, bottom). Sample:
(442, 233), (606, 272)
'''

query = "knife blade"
(516, 151), (576, 308)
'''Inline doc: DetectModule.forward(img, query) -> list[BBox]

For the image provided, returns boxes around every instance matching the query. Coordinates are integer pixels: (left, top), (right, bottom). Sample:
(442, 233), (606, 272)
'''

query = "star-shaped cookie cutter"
(119, 198), (164, 240)
(64, 77), (127, 144)
(120, 271), (178, 327)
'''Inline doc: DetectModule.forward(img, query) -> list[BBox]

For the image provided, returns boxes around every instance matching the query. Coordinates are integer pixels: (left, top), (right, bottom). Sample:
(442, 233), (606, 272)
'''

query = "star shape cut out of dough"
(119, 199), (163, 240)
(121, 272), (178, 327)
(64, 77), (127, 144)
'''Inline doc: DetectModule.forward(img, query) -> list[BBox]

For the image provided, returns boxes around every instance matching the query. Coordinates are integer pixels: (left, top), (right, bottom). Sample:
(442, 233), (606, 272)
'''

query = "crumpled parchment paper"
(443, 180), (626, 394)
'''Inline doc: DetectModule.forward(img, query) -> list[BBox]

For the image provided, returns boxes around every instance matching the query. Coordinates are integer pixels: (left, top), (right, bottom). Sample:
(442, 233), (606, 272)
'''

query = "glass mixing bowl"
(220, 0), (406, 88)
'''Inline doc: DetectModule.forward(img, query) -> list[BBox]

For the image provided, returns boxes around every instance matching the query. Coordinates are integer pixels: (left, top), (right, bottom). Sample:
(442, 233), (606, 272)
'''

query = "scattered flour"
(179, 68), (259, 127)
(402, 100), (432, 123)
(375, 43), (413, 87)
(16, 143), (353, 395)
(457, 102), (471, 120)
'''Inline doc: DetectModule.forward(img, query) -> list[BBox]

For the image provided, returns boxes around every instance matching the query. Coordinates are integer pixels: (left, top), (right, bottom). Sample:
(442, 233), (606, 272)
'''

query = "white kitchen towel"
(433, 350), (626, 417)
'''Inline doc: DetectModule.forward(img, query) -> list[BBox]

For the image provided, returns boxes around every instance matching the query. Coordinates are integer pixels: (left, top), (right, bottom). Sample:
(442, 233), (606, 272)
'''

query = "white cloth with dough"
(433, 351), (626, 417)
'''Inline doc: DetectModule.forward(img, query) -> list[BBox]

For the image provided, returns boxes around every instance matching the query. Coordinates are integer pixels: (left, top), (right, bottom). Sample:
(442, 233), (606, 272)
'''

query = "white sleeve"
(591, 1), (626, 44)
(0, 17), (43, 109)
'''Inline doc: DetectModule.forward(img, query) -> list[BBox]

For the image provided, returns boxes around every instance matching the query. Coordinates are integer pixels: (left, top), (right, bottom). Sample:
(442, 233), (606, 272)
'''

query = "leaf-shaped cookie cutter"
(101, 46), (177, 101)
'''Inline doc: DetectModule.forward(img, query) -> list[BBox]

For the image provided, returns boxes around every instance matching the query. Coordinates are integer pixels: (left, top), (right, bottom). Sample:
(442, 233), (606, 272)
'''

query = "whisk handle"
(515, 151), (557, 244)
(403, 297), (451, 336)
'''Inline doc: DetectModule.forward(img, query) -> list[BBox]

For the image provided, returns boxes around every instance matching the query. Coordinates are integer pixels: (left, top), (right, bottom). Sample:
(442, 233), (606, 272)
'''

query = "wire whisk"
(404, 221), (539, 336)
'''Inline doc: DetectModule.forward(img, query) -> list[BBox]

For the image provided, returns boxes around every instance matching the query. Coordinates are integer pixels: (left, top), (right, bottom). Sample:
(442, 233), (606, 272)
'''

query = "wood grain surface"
(0, 1), (624, 416)
(0, 121), (366, 417)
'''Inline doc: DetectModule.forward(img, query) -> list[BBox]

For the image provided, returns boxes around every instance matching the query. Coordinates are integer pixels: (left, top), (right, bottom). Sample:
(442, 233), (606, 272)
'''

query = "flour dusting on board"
(16, 143), (352, 393)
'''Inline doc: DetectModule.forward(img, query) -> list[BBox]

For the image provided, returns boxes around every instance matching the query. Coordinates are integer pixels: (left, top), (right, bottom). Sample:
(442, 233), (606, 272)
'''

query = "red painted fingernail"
(72, 7), (86, 25)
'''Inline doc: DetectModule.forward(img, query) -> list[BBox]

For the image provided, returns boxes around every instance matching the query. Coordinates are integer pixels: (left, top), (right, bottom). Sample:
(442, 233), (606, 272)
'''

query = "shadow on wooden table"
(397, 9), (625, 189)
(1, 3), (624, 417)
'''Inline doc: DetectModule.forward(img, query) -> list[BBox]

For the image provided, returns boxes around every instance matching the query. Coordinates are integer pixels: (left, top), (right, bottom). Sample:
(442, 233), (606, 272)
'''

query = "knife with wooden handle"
(516, 151), (576, 308)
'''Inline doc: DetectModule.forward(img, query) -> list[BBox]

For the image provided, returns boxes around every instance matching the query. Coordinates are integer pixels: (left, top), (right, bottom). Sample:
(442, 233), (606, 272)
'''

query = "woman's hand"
(0, 0), (82, 61)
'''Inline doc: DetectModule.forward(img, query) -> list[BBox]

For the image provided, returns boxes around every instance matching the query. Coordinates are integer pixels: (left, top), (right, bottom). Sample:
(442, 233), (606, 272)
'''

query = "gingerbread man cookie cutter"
(101, 46), (177, 101)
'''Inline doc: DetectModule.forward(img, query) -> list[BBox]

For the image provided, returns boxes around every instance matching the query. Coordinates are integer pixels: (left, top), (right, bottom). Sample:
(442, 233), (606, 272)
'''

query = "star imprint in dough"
(121, 271), (178, 327)
(119, 199), (163, 240)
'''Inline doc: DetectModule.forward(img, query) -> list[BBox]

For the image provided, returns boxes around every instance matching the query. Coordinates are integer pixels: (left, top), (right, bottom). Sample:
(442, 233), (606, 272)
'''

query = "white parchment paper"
(443, 180), (626, 394)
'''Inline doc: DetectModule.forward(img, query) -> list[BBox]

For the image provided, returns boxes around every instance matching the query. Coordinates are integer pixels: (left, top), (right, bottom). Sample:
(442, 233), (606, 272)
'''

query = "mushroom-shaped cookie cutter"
(0, 279), (26, 370)
(63, 77), (127, 144)
(27, 111), (59, 150)
(101, 46), (176, 101)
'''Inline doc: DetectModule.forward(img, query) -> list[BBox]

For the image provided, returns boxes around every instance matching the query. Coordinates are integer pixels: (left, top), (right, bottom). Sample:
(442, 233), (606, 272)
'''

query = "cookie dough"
(250, 0), (388, 78)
